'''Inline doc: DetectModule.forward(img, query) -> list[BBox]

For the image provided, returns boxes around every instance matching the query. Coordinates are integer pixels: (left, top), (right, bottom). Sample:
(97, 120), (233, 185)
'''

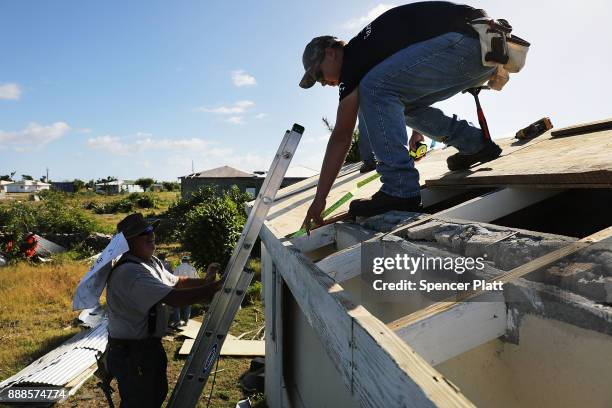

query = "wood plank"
(551, 118), (612, 138)
(426, 125), (612, 187)
(260, 223), (475, 408)
(179, 338), (265, 356)
(391, 293), (506, 366)
(315, 244), (361, 282)
(389, 226), (612, 333)
(432, 187), (563, 222)
(289, 223), (336, 253)
(266, 135), (533, 239)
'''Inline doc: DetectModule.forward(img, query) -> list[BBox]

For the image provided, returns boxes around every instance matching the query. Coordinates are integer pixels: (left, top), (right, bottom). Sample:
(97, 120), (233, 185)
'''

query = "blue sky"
(1, 0), (610, 182)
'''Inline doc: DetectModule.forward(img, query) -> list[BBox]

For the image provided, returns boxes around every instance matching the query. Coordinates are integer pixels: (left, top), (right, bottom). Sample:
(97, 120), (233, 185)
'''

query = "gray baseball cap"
(299, 35), (337, 89)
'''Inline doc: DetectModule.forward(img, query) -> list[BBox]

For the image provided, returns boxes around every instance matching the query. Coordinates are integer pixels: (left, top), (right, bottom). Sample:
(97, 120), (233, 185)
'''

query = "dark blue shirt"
(339, 1), (480, 100)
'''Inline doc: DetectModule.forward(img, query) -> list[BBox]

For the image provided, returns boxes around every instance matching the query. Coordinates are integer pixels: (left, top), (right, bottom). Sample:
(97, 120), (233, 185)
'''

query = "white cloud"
(86, 134), (229, 157)
(87, 135), (130, 155)
(0, 83), (21, 100)
(227, 116), (245, 125)
(231, 70), (257, 87)
(342, 4), (394, 30)
(194, 100), (255, 114)
(0, 122), (70, 150)
(303, 134), (329, 144)
(254, 113), (268, 119)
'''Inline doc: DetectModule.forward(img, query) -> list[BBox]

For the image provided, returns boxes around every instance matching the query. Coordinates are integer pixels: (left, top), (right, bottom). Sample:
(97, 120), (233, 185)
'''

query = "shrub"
(0, 195), (102, 258)
(90, 193), (158, 214)
(156, 186), (218, 243)
(179, 194), (245, 270)
(243, 281), (262, 306)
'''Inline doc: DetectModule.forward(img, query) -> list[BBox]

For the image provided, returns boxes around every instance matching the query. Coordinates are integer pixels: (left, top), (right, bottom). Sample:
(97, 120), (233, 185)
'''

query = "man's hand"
(302, 197), (326, 234)
(409, 130), (425, 151)
(204, 262), (220, 284)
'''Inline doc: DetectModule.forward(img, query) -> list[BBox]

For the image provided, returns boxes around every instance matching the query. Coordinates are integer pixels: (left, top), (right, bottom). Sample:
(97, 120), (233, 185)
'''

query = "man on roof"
(300, 1), (502, 228)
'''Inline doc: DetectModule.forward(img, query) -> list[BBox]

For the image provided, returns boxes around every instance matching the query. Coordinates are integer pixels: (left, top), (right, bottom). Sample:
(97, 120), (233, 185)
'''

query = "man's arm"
(303, 88), (359, 230)
(161, 279), (223, 307)
(174, 276), (208, 289)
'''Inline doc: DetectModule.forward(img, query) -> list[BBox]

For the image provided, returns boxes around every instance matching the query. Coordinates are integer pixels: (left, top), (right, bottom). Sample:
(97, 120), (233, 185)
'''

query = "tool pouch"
(470, 17), (530, 89)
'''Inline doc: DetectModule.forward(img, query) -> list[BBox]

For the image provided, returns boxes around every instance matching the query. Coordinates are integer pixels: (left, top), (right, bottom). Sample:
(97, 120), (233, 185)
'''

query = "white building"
(6, 180), (51, 193)
(0, 180), (11, 193)
(95, 180), (144, 194)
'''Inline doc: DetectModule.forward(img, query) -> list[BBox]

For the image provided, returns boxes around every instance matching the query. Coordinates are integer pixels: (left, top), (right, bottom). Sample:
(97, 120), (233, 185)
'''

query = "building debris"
(0, 321), (108, 399)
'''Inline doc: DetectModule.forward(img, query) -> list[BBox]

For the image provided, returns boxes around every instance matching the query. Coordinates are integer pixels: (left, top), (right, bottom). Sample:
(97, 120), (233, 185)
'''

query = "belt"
(108, 336), (161, 346)
(450, 8), (488, 39)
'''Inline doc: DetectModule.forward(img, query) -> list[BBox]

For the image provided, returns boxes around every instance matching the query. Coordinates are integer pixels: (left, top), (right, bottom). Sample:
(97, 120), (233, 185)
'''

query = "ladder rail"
(168, 124), (304, 407)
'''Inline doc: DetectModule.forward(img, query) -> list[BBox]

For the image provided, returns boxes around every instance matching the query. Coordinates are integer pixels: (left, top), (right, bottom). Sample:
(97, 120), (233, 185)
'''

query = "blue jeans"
(357, 110), (376, 165)
(171, 305), (191, 323)
(358, 32), (496, 198)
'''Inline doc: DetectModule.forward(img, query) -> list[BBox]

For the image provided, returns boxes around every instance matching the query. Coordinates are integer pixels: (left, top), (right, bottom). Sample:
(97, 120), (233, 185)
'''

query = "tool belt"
(467, 13), (531, 90)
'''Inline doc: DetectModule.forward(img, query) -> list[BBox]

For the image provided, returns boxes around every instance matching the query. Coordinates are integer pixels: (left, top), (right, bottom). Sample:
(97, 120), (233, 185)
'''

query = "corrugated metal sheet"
(0, 320), (108, 390)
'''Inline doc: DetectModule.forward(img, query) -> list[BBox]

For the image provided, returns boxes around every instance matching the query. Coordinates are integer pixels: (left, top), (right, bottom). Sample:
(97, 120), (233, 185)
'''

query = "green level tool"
(287, 172), (381, 238)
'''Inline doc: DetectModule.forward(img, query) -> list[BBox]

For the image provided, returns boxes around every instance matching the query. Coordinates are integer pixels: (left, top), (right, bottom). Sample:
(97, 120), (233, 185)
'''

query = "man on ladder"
(105, 213), (224, 407)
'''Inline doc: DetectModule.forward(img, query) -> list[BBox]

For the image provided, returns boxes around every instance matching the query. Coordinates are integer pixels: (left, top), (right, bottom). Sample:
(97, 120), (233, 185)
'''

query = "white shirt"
(174, 262), (199, 279)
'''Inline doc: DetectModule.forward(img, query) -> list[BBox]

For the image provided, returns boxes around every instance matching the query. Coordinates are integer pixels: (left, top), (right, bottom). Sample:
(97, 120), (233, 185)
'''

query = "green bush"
(90, 193), (158, 214)
(156, 186), (218, 243)
(179, 194), (245, 270)
(0, 195), (102, 258)
(243, 281), (262, 306)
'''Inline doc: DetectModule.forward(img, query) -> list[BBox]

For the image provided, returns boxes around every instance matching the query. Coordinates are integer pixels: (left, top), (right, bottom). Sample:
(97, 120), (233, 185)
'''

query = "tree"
(21, 174), (33, 181)
(322, 117), (361, 164)
(162, 181), (180, 192)
(73, 179), (85, 192)
(0, 175), (13, 182)
(180, 193), (245, 269)
(135, 178), (155, 191)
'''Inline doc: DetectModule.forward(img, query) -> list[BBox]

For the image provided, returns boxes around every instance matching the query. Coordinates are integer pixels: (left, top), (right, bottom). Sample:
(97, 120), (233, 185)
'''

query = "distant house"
(0, 180), (11, 193)
(95, 180), (144, 194)
(150, 183), (164, 192)
(180, 165), (318, 199)
(51, 181), (77, 193)
(6, 180), (51, 193)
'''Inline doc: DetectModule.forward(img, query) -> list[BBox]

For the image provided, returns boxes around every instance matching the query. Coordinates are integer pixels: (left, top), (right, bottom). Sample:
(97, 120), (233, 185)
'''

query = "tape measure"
(409, 142), (427, 160)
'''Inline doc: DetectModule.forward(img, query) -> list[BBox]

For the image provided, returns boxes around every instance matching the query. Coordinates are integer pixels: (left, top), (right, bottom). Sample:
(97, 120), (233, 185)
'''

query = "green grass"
(0, 258), (266, 408)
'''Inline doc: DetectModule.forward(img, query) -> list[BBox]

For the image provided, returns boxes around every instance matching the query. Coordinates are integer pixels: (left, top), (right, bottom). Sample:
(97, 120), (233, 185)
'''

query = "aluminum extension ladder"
(168, 124), (304, 407)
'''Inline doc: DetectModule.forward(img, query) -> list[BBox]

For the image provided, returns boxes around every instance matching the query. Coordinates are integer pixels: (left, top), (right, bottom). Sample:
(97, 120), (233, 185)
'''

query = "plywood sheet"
(265, 126), (555, 238)
(179, 338), (264, 356)
(426, 120), (612, 188)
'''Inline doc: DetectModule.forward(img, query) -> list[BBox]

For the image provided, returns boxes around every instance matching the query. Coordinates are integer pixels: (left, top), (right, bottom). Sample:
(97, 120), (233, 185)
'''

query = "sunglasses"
(138, 225), (155, 236)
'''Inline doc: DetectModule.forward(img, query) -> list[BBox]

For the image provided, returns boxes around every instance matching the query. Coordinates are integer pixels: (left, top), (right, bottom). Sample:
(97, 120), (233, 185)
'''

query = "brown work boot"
(349, 190), (423, 218)
(447, 140), (502, 171)
(359, 160), (377, 173)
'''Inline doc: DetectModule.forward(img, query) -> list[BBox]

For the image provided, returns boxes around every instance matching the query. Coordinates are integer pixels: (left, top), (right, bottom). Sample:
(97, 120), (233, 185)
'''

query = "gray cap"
(299, 35), (337, 89)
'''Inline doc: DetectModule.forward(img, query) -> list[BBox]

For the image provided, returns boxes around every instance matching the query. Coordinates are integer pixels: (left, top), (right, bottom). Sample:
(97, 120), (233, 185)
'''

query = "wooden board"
(551, 118), (612, 138)
(426, 120), (612, 188)
(389, 226), (612, 334)
(260, 223), (475, 408)
(266, 131), (551, 238)
(179, 338), (264, 356)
